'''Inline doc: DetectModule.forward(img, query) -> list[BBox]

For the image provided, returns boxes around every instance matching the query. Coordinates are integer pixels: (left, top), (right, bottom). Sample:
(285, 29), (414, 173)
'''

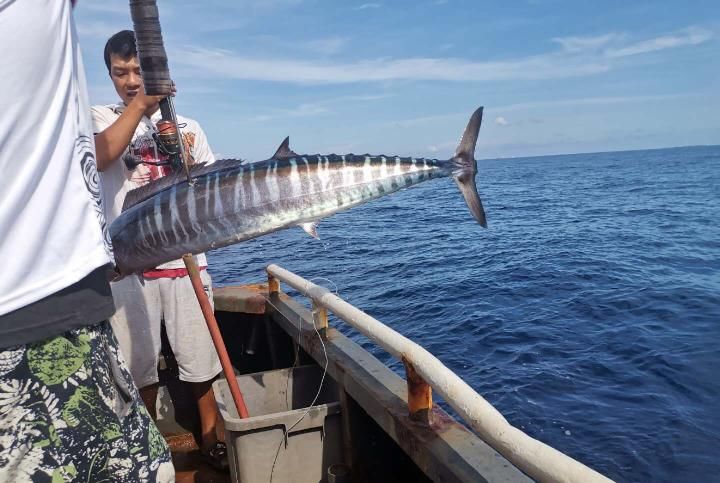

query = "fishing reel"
(153, 119), (184, 169)
(122, 119), (186, 173)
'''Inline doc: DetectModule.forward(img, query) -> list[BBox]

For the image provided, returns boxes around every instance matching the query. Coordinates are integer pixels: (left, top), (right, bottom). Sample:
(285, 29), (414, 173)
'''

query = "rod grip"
(129, 0), (172, 95)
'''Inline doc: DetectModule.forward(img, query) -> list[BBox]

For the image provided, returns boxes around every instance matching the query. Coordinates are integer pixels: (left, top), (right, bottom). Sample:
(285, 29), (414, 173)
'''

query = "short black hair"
(104, 30), (137, 73)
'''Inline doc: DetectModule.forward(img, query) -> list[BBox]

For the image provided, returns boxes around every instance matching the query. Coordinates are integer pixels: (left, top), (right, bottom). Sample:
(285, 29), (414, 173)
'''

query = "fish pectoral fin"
(299, 222), (320, 239)
(273, 136), (299, 160)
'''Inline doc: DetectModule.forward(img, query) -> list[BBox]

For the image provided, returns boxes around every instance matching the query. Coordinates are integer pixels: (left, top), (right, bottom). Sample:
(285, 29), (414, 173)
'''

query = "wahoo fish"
(110, 107), (487, 275)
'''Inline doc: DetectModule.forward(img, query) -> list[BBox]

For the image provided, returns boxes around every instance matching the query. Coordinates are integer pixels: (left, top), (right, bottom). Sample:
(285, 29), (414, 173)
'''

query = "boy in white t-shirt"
(93, 30), (226, 468)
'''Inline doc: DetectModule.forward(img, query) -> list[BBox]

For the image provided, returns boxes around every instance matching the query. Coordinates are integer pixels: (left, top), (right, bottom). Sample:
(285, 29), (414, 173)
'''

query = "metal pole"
(267, 271), (280, 295)
(183, 254), (249, 419)
(165, 97), (193, 185)
(402, 356), (433, 424)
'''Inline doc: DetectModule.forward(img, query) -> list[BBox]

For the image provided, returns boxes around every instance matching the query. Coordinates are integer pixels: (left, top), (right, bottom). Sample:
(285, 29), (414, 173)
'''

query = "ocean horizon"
(481, 143), (720, 162)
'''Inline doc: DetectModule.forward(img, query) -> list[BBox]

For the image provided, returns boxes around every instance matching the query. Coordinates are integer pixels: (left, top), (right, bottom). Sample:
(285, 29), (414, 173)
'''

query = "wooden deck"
(168, 433), (230, 483)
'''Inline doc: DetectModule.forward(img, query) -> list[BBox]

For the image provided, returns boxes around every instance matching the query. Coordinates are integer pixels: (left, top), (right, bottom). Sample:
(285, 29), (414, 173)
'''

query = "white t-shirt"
(92, 104), (215, 269)
(0, 0), (113, 317)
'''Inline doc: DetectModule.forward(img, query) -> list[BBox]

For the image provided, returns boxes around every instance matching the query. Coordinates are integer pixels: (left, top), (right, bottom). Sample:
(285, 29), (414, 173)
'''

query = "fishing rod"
(128, 0), (250, 419)
(129, 0), (192, 185)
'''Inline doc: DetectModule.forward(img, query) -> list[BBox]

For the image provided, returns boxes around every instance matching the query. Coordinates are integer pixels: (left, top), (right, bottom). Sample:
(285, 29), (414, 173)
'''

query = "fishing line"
(281, 277), (337, 411)
(305, 277), (340, 299)
(269, 277), (335, 483)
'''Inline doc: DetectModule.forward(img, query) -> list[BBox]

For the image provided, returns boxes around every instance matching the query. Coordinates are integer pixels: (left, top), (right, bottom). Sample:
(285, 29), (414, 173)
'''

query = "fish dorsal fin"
(299, 222), (320, 239)
(272, 137), (298, 160)
(121, 158), (244, 212)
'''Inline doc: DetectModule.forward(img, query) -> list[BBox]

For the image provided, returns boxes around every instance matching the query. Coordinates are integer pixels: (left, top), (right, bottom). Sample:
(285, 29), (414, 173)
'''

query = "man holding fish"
(92, 30), (227, 470)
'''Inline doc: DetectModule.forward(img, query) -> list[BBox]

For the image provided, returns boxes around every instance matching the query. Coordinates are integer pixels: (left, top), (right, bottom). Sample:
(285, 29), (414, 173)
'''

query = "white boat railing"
(266, 263), (613, 483)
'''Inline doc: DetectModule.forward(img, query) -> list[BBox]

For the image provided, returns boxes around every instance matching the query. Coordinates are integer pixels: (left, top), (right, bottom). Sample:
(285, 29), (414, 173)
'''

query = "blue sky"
(75, 1), (719, 160)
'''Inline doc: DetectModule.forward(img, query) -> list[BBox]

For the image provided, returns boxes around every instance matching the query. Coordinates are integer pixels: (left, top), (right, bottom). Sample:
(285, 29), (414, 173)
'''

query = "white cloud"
(179, 47), (610, 84)
(76, 20), (128, 40)
(605, 26), (714, 58)
(553, 33), (621, 53)
(387, 112), (462, 129)
(383, 93), (698, 129)
(78, 4), (130, 15)
(250, 93), (389, 121)
(494, 116), (509, 125)
(493, 93), (699, 112)
(354, 3), (381, 10)
(176, 25), (713, 85)
(553, 26), (714, 59)
(322, 93), (392, 103)
(201, 0), (304, 10)
(426, 141), (456, 153)
(223, 34), (349, 56)
(149, 0), (304, 33)
(251, 103), (329, 122)
(303, 37), (348, 55)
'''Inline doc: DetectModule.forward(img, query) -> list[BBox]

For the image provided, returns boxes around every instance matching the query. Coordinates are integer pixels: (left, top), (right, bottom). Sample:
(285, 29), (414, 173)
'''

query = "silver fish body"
(110, 107), (487, 275)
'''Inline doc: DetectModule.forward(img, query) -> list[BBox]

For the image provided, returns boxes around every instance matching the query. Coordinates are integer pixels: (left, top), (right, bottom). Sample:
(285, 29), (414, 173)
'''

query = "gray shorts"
(109, 271), (222, 388)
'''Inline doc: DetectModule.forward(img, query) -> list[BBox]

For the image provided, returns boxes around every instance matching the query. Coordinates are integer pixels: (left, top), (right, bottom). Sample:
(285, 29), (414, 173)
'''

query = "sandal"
(201, 441), (229, 471)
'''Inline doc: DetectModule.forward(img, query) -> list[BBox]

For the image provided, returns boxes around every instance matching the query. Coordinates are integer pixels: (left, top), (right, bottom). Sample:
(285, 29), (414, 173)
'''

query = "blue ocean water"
(208, 145), (720, 482)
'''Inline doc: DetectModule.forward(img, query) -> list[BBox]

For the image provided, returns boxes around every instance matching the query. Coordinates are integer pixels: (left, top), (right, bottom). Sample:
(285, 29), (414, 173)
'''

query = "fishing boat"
(154, 264), (612, 483)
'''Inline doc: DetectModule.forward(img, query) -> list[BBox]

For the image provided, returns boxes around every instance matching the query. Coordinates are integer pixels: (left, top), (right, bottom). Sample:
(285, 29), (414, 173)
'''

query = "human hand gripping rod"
(129, 0), (192, 185)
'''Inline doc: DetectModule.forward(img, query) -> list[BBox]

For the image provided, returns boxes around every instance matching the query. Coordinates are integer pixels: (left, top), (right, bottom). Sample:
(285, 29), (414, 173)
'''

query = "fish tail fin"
(452, 106), (487, 227)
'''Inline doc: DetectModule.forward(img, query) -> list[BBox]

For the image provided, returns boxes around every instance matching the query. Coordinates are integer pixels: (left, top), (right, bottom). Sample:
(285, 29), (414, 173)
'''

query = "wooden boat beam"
(266, 264), (613, 483)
